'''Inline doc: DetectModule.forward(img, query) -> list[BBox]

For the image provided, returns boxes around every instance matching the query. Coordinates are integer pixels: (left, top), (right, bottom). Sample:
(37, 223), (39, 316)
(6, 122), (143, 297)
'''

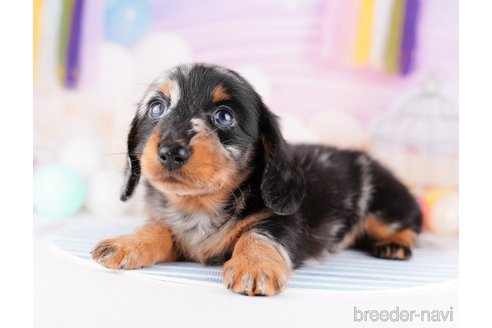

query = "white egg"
(309, 110), (367, 149)
(60, 137), (105, 178)
(86, 170), (131, 218)
(277, 112), (318, 144)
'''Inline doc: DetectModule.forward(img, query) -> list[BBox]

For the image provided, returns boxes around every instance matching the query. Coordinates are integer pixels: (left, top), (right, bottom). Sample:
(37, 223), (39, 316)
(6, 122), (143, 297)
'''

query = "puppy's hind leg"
(363, 215), (417, 260)
(91, 221), (177, 269)
(359, 158), (423, 260)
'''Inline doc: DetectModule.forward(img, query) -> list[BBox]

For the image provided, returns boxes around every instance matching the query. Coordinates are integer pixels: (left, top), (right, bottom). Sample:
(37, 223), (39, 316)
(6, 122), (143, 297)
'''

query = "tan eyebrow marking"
(212, 84), (230, 102)
(159, 80), (175, 97)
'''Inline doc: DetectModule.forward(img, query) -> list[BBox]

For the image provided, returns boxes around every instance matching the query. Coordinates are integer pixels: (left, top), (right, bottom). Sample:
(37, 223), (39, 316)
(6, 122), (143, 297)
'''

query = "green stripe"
(58, 0), (75, 83)
(384, 0), (406, 74)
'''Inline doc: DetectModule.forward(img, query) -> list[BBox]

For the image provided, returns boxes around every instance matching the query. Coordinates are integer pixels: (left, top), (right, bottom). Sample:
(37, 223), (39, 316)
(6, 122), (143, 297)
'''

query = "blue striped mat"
(53, 223), (458, 293)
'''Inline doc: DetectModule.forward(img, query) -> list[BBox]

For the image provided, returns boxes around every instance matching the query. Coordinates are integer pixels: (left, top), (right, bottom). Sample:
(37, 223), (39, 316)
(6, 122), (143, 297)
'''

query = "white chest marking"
(157, 206), (235, 261)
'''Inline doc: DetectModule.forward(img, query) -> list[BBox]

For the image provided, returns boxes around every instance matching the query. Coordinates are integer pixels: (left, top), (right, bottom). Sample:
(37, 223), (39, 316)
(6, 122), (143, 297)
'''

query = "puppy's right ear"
(120, 116), (141, 201)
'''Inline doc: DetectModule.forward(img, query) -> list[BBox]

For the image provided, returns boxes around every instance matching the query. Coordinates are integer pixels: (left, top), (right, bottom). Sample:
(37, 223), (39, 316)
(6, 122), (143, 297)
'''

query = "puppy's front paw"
(223, 255), (289, 296)
(91, 223), (177, 270)
(91, 237), (150, 270)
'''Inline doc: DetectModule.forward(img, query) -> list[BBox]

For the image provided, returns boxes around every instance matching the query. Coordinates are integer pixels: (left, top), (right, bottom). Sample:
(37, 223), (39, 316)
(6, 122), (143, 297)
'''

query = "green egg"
(34, 164), (87, 220)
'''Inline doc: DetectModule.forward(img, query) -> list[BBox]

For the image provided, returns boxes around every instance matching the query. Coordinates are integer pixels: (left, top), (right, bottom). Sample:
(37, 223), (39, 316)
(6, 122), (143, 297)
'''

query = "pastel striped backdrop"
(38, 0), (458, 126)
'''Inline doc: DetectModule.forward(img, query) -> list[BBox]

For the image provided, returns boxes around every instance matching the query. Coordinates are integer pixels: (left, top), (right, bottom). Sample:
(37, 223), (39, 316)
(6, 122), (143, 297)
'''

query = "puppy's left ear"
(259, 103), (305, 215)
(120, 116), (141, 201)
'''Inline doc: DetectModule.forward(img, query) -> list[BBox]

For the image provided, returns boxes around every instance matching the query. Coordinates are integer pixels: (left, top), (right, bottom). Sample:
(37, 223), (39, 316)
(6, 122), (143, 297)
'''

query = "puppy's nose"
(158, 143), (190, 170)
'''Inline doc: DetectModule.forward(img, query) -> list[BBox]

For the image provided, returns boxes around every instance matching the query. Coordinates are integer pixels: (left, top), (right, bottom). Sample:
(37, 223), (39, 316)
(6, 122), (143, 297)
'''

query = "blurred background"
(33, 0), (458, 235)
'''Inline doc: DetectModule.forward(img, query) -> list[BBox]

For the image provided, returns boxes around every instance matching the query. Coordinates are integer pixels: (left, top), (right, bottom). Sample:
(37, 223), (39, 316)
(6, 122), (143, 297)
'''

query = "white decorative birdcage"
(369, 77), (458, 194)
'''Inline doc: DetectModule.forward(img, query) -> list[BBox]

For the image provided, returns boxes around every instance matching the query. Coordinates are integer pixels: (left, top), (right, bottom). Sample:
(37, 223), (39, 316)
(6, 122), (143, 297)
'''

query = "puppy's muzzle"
(158, 142), (190, 171)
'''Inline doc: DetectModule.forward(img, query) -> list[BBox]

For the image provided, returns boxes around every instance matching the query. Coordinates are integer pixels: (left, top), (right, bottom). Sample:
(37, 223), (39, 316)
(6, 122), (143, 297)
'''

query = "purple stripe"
(66, 0), (84, 88)
(400, 0), (419, 75)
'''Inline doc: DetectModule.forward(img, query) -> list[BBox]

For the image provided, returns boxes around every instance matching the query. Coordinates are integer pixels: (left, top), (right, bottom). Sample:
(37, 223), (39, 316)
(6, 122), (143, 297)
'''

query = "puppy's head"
(121, 64), (304, 215)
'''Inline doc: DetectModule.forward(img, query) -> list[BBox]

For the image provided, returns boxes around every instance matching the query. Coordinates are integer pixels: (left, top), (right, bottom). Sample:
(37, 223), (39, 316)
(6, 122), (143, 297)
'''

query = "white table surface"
(34, 215), (459, 328)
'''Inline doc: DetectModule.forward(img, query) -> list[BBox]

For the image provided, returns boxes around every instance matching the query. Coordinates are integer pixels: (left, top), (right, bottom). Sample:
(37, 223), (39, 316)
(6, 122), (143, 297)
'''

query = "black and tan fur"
(91, 63), (422, 296)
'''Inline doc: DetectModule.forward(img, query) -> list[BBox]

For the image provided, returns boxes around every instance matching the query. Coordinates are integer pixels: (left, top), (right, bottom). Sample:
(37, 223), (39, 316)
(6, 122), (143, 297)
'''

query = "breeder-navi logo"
(354, 306), (454, 323)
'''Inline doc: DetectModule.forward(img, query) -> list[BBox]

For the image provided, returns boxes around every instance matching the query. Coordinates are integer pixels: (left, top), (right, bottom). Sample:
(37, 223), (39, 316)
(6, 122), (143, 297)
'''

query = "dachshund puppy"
(91, 63), (422, 296)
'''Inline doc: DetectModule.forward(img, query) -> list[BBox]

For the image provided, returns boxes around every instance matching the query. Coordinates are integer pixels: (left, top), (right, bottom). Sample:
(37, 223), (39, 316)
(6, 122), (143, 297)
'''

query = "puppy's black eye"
(148, 101), (167, 119)
(212, 106), (234, 128)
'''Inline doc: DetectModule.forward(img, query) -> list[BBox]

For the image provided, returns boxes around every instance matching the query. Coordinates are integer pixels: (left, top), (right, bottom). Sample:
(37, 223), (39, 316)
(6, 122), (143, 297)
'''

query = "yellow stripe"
(33, 0), (44, 77)
(353, 0), (375, 66)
